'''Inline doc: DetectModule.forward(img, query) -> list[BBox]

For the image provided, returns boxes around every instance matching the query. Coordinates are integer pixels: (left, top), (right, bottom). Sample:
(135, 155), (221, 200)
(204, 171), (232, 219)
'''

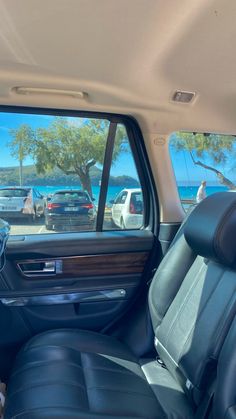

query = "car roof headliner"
(0, 0), (234, 135)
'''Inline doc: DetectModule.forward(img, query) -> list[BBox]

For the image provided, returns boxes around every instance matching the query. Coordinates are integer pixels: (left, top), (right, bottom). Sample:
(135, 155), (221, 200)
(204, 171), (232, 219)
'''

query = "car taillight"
(81, 203), (94, 209)
(129, 203), (136, 214)
(47, 203), (61, 209)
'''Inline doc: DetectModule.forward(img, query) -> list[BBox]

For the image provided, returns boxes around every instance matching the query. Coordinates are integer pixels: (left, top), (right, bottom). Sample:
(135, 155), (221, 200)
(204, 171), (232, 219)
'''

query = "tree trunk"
(19, 160), (23, 186)
(79, 171), (93, 199)
(56, 161), (95, 199)
(190, 152), (236, 190)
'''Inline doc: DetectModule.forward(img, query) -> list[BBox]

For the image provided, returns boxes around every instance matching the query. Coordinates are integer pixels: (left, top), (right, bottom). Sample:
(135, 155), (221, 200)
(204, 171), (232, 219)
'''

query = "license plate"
(1, 206), (17, 211)
(64, 207), (79, 212)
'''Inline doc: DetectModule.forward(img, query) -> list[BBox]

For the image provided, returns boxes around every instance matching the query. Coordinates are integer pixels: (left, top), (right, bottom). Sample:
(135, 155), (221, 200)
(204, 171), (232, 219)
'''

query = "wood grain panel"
(17, 252), (149, 279)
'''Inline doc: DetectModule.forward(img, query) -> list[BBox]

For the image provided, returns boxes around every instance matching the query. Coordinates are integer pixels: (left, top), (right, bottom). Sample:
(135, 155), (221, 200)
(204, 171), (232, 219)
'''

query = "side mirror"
(110, 199), (115, 204)
(92, 197), (96, 202)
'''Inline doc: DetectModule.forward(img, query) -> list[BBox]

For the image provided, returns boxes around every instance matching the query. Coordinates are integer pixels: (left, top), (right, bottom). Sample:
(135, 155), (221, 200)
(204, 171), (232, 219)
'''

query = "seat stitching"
(21, 329), (104, 349)
(6, 406), (91, 419)
(86, 386), (155, 399)
(21, 343), (83, 354)
(7, 380), (87, 400)
(10, 359), (83, 378)
(80, 364), (141, 376)
(19, 343), (134, 362)
(11, 360), (141, 381)
(22, 332), (124, 352)
(9, 406), (142, 418)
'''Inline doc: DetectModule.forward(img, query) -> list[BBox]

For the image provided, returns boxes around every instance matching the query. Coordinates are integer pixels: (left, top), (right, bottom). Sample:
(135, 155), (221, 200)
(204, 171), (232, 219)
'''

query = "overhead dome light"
(172, 90), (195, 103)
(12, 87), (88, 99)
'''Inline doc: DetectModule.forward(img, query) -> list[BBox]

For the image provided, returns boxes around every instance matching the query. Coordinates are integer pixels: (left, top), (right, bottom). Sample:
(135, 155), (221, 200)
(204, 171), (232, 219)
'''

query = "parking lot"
(5, 213), (114, 235)
(8, 219), (55, 235)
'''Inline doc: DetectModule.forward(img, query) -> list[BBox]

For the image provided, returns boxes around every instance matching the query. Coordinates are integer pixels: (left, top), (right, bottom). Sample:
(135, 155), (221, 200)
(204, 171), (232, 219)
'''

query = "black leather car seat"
(5, 192), (236, 419)
(212, 312), (236, 419)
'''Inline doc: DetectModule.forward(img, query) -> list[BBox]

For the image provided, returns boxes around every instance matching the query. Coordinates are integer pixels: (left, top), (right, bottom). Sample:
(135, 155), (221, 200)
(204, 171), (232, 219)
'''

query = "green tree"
(27, 117), (126, 198)
(172, 132), (236, 189)
(8, 125), (34, 186)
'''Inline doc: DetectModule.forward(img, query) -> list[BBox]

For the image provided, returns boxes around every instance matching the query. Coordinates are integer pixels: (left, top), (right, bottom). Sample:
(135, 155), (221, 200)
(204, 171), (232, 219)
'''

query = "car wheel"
(120, 218), (126, 229)
(45, 223), (53, 230)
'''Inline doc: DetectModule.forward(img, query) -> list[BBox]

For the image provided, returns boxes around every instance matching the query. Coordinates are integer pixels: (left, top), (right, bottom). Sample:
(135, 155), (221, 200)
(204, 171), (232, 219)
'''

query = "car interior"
(0, 0), (235, 418)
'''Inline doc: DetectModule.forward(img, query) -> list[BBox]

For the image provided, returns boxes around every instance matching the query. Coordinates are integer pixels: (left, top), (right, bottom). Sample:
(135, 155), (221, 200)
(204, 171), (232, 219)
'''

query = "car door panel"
(0, 230), (154, 336)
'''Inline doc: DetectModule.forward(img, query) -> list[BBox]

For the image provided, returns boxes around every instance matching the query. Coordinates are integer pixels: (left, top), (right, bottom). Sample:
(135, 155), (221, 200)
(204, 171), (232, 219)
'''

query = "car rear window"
(131, 192), (143, 213)
(0, 189), (29, 198)
(52, 191), (90, 203)
(131, 192), (143, 202)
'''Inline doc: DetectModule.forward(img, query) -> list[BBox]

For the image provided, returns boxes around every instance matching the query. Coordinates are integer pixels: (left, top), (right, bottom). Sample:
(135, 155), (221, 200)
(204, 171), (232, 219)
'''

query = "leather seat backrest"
(149, 219), (196, 331)
(213, 314), (236, 419)
(149, 192), (236, 406)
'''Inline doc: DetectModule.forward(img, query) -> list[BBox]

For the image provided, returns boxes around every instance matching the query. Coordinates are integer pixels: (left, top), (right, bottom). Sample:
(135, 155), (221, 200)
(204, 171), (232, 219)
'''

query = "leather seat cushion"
(5, 329), (165, 419)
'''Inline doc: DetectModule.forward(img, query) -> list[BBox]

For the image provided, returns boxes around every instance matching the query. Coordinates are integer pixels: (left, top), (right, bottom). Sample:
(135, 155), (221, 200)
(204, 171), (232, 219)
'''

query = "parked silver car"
(0, 187), (45, 221)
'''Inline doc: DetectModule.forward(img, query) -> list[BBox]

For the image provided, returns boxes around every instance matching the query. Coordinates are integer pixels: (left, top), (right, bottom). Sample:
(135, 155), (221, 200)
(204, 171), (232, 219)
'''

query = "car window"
(130, 192), (143, 214)
(52, 192), (90, 203)
(0, 189), (29, 198)
(0, 111), (146, 235)
(115, 192), (127, 204)
(169, 131), (235, 211)
(113, 193), (122, 205)
(120, 193), (127, 204)
(103, 124), (144, 230)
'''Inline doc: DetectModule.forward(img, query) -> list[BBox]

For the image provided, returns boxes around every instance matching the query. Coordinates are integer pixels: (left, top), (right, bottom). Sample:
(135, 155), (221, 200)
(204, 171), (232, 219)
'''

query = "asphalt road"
(6, 217), (114, 235)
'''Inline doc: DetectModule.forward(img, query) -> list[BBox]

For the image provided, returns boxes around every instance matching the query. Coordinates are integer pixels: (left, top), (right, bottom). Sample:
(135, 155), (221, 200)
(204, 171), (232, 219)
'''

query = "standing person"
(196, 180), (207, 203)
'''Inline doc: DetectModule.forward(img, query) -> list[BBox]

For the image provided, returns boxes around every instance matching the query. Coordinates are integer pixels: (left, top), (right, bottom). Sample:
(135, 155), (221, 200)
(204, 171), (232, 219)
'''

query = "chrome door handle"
(18, 260), (63, 277)
(42, 261), (56, 273)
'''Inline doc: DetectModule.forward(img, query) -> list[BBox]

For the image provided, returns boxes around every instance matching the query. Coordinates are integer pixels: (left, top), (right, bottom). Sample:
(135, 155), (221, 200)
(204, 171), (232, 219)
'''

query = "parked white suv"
(111, 188), (143, 229)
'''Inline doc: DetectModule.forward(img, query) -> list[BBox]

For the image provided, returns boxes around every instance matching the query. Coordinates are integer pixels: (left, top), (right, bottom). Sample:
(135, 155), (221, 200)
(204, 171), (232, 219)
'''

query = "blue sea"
(31, 184), (228, 205)
(178, 185), (228, 200)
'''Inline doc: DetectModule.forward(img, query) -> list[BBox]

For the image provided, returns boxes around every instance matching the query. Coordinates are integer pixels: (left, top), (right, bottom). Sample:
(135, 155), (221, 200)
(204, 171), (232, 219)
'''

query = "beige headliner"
(0, 0), (234, 221)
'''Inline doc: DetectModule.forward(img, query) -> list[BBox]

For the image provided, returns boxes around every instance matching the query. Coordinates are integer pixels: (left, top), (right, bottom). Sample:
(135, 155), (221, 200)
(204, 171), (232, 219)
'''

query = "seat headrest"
(184, 192), (236, 267)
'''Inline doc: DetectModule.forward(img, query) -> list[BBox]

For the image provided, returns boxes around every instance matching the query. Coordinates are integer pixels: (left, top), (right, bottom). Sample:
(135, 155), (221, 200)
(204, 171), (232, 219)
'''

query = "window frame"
(0, 105), (158, 235)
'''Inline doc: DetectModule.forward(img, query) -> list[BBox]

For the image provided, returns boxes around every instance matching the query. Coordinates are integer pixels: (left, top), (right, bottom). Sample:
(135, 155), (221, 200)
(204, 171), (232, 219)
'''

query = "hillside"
(0, 165), (139, 187)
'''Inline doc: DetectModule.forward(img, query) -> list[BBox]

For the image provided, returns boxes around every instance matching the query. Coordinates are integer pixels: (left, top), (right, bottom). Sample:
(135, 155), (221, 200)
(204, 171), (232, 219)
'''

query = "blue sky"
(0, 112), (138, 178)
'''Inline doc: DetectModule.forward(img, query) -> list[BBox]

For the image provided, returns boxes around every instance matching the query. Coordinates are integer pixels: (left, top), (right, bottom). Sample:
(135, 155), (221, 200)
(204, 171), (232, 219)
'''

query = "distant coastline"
(0, 165), (139, 188)
(0, 164), (230, 203)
